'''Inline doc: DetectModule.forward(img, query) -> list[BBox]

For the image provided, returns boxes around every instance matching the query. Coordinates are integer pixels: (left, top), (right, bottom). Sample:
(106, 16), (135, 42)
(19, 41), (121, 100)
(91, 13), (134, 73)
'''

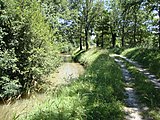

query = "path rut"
(112, 54), (160, 89)
(111, 55), (143, 120)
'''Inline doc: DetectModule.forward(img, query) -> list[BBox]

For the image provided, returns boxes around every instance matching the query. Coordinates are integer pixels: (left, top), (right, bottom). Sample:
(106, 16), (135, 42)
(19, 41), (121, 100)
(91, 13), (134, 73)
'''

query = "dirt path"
(0, 62), (84, 120)
(112, 54), (160, 89)
(110, 55), (143, 120)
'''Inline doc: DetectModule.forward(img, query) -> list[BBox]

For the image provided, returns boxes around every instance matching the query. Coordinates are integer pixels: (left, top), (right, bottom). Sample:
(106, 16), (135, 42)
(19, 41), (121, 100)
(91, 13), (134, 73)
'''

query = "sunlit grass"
(121, 47), (138, 56)
(121, 47), (160, 77)
(77, 48), (107, 66)
(18, 48), (125, 120)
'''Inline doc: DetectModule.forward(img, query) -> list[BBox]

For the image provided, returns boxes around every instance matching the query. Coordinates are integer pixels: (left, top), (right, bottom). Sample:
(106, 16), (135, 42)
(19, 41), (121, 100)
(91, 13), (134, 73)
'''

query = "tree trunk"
(85, 26), (89, 50)
(133, 10), (137, 45)
(96, 34), (99, 47)
(83, 37), (85, 46)
(121, 14), (126, 47)
(96, 40), (99, 47)
(112, 33), (116, 48)
(110, 26), (116, 48)
(158, 5), (160, 49)
(139, 30), (142, 45)
(80, 24), (83, 50)
(85, 0), (89, 50)
(80, 37), (83, 50)
(101, 30), (104, 48)
(121, 26), (124, 47)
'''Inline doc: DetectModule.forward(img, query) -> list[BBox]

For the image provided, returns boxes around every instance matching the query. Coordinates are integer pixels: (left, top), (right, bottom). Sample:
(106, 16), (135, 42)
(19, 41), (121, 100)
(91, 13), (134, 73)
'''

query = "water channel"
(0, 55), (84, 120)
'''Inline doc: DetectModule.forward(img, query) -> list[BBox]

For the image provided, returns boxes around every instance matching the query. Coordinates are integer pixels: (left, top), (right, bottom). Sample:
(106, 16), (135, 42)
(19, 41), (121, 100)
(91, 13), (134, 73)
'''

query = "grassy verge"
(121, 47), (160, 78)
(18, 48), (125, 120)
(120, 58), (160, 120)
(109, 47), (125, 55)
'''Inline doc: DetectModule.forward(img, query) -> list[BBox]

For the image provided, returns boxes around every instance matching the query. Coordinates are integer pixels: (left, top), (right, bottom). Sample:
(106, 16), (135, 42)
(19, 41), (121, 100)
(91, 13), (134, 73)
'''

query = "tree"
(119, 0), (160, 48)
(0, 0), (60, 98)
(95, 10), (110, 48)
(77, 0), (104, 50)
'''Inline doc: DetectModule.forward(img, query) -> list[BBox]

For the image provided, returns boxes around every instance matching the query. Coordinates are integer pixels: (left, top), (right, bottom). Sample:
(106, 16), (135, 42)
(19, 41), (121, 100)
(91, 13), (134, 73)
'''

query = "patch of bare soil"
(110, 54), (143, 120)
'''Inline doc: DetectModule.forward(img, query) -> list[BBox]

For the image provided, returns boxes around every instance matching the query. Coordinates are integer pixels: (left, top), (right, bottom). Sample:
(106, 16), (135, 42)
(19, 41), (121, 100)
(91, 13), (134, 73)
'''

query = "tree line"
(0, 0), (159, 99)
(76, 0), (160, 49)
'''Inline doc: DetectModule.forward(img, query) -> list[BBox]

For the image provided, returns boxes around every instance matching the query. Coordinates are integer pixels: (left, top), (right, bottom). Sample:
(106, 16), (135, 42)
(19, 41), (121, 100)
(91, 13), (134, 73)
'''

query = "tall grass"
(121, 47), (160, 77)
(18, 48), (125, 120)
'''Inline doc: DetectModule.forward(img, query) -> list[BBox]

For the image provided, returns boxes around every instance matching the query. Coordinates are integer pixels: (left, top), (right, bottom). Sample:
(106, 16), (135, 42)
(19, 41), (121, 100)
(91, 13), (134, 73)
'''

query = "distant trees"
(65, 0), (105, 50)
(110, 0), (160, 48)
(95, 10), (110, 48)
(42, 0), (160, 50)
(76, 0), (105, 50)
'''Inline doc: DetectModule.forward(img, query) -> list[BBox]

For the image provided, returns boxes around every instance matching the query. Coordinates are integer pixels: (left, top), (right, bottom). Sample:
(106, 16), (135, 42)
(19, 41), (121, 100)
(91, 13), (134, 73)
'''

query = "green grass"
(121, 47), (160, 77)
(122, 60), (160, 120)
(109, 47), (125, 55)
(18, 48), (125, 120)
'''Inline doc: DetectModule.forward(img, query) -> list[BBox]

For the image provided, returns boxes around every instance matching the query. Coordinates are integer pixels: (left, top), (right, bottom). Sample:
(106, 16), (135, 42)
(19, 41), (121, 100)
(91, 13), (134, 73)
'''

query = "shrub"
(0, 0), (60, 99)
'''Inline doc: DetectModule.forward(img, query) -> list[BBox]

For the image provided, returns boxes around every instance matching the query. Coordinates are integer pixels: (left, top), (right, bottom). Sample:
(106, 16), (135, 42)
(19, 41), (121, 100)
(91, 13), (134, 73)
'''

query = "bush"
(0, 0), (60, 99)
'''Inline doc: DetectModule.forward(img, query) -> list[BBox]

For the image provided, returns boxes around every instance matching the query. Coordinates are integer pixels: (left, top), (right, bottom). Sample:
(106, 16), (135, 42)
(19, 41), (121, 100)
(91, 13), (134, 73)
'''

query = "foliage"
(95, 10), (110, 48)
(121, 47), (160, 77)
(0, 0), (60, 99)
(105, 0), (159, 48)
(40, 0), (160, 49)
(18, 48), (125, 120)
(42, 0), (79, 46)
(58, 42), (74, 54)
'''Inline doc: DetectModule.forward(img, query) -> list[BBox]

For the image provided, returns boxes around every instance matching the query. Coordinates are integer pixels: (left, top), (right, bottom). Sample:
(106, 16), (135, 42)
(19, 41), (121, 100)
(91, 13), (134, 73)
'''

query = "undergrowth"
(109, 47), (125, 54)
(121, 47), (160, 77)
(18, 48), (125, 120)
